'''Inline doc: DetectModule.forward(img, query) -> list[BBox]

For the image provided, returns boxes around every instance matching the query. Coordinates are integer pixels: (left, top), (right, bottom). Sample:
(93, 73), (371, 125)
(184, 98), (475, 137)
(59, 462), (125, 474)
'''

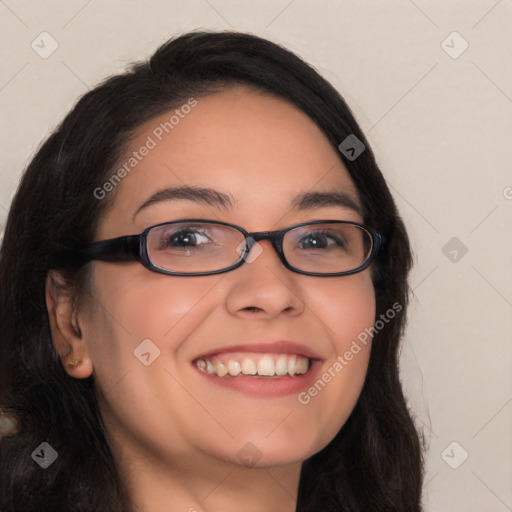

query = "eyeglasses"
(65, 219), (383, 277)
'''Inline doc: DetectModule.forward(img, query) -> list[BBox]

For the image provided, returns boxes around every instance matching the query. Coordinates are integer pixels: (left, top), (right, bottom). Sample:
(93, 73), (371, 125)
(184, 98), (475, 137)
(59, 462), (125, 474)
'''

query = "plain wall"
(1, 1), (511, 510)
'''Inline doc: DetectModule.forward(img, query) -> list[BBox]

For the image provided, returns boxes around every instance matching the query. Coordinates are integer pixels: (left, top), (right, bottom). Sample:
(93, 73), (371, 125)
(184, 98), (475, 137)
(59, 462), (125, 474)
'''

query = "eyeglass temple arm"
(53, 235), (141, 268)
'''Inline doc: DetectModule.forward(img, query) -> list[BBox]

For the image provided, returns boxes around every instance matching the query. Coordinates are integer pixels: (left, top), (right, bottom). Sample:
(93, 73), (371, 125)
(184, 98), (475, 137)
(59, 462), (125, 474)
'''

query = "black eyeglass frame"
(63, 219), (384, 277)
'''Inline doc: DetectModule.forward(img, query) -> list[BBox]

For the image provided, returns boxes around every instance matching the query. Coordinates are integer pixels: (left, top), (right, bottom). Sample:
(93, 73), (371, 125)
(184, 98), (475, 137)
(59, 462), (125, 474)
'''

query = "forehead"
(100, 86), (361, 234)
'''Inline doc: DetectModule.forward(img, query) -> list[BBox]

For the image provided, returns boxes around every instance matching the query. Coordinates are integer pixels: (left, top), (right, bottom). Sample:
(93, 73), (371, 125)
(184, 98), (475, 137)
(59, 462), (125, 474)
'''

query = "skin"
(47, 86), (376, 512)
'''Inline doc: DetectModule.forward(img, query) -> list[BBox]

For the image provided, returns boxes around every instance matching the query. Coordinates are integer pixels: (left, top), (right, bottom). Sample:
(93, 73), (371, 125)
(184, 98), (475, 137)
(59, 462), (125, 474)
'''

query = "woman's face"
(72, 86), (375, 469)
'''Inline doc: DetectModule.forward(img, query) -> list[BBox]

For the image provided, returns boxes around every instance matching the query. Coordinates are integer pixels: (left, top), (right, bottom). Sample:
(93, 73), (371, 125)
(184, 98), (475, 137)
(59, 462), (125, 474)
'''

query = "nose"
(224, 239), (305, 319)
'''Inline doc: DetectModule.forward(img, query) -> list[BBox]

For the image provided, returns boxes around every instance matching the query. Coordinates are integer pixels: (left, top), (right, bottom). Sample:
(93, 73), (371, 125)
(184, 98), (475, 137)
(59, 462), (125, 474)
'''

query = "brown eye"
(163, 229), (210, 249)
(297, 230), (345, 250)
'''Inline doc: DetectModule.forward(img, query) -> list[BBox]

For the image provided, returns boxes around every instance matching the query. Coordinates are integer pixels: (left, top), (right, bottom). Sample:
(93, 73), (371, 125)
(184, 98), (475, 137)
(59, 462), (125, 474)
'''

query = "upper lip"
(194, 340), (324, 361)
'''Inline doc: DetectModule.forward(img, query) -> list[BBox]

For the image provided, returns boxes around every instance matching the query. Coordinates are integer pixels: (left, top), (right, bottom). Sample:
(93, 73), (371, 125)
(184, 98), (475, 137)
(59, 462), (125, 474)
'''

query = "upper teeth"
(195, 353), (310, 377)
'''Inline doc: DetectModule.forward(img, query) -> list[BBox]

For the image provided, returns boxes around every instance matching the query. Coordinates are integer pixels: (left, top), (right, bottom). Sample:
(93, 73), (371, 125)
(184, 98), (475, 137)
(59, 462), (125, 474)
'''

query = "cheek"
(296, 272), (375, 444)
(88, 264), (220, 342)
(82, 267), (227, 452)
(310, 271), (376, 347)
(83, 265), (221, 393)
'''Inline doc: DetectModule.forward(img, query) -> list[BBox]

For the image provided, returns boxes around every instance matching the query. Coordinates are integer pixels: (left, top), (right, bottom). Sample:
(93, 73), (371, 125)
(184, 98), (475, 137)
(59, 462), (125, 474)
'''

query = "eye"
(163, 228), (211, 249)
(297, 230), (346, 250)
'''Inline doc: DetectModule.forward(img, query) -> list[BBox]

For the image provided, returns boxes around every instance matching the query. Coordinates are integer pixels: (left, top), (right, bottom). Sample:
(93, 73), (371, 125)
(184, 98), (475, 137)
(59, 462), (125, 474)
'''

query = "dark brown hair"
(0, 30), (424, 511)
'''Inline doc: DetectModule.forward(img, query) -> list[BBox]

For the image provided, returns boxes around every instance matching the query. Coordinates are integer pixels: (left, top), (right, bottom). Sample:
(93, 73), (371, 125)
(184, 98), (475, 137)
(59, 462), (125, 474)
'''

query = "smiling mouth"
(194, 353), (312, 378)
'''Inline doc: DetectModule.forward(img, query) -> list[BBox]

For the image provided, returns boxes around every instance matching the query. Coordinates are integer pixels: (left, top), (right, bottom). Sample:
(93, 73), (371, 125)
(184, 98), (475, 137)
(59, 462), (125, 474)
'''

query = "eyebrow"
(133, 186), (234, 221)
(133, 186), (363, 221)
(291, 191), (363, 217)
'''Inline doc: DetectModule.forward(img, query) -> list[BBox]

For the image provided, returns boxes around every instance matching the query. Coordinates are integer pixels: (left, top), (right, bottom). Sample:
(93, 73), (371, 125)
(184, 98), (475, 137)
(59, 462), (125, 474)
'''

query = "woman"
(0, 31), (424, 511)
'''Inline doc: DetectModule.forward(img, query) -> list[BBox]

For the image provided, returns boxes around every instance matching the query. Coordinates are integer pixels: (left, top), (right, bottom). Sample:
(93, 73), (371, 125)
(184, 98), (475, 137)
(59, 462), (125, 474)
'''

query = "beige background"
(1, 1), (511, 510)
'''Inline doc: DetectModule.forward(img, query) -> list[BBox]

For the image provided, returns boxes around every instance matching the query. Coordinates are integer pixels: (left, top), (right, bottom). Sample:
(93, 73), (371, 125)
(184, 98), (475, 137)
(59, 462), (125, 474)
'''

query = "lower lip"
(193, 361), (322, 398)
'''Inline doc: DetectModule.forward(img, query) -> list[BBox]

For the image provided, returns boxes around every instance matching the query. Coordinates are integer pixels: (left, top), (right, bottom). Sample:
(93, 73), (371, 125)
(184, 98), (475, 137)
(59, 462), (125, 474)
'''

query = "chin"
(216, 429), (328, 468)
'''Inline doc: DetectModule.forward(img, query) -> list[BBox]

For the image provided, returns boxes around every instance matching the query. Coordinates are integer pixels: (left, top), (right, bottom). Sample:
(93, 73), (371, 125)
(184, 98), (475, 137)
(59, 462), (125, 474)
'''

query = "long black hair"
(0, 31), (424, 511)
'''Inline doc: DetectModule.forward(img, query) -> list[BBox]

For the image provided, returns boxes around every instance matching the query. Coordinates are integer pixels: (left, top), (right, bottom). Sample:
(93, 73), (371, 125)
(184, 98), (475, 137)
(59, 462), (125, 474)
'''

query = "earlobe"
(45, 270), (94, 379)
(63, 356), (93, 379)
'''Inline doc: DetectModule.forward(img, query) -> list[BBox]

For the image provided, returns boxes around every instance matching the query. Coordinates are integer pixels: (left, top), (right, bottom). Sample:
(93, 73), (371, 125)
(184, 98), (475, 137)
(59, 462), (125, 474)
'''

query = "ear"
(45, 270), (93, 379)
